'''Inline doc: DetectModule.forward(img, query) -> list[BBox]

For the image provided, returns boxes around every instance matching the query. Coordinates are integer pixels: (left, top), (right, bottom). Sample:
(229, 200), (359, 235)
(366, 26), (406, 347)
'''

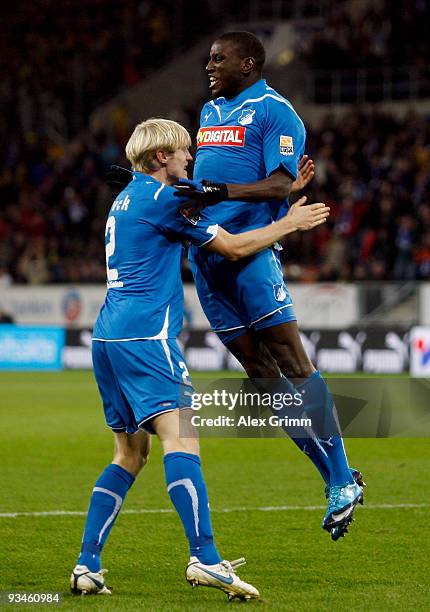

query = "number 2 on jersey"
(105, 216), (119, 282)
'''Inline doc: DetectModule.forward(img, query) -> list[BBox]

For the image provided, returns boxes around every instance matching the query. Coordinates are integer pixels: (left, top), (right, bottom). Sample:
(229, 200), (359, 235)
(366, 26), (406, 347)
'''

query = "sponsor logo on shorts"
(238, 108), (255, 125)
(197, 126), (246, 147)
(280, 135), (294, 156)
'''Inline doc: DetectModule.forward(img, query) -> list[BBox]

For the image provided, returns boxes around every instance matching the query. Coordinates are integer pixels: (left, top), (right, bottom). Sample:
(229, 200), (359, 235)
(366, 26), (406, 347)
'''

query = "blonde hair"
(125, 118), (191, 173)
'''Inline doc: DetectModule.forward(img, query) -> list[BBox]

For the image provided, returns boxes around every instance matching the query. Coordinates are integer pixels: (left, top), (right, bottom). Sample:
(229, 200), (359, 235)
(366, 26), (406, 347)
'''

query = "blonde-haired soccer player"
(70, 118), (329, 600)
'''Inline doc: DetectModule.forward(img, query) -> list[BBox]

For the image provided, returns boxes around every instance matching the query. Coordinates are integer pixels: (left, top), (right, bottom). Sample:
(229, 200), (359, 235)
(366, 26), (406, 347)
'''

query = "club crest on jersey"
(273, 282), (287, 302)
(197, 126), (246, 147)
(280, 135), (294, 156)
(238, 109), (255, 125)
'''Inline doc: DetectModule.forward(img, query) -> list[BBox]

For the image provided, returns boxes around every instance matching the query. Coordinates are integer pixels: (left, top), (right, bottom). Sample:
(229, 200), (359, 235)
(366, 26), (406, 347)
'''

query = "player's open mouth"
(209, 76), (219, 89)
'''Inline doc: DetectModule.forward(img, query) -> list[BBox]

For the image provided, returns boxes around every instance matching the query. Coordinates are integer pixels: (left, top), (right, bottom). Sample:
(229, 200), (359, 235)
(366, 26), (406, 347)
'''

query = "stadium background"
(1, 0), (430, 374)
(1, 1), (429, 609)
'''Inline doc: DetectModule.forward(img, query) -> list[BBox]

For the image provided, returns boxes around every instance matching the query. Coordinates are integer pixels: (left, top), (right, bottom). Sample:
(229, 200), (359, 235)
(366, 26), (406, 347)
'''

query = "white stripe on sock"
(167, 478), (199, 536)
(92, 486), (123, 545)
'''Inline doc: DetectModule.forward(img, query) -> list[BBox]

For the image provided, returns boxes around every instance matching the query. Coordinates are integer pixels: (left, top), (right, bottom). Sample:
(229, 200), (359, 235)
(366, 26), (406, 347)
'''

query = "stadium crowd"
(1, 0), (429, 285)
(302, 0), (429, 71)
(1, 0), (214, 142)
(284, 110), (430, 282)
(1, 108), (429, 285)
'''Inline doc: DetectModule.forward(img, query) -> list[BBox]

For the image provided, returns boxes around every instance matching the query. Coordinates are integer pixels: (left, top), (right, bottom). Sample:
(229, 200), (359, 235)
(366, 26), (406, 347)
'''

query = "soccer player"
(184, 31), (365, 540)
(70, 118), (330, 599)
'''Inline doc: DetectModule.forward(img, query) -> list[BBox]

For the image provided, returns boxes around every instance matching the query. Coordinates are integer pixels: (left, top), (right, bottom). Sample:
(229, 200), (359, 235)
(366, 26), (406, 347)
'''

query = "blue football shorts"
(189, 245), (297, 345)
(92, 338), (192, 434)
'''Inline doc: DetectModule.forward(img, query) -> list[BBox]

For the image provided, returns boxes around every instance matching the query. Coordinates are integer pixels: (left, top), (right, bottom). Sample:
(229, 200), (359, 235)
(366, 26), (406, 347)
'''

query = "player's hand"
(286, 196), (330, 231)
(174, 178), (229, 213)
(106, 165), (133, 194)
(291, 155), (315, 193)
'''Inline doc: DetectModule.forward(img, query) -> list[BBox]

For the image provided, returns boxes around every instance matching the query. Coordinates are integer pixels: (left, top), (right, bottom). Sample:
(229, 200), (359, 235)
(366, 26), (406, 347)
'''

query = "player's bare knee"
(247, 363), (280, 379)
(239, 353), (280, 379)
(187, 437), (200, 456)
(278, 357), (314, 380)
(113, 449), (146, 476)
(274, 349), (314, 378)
(137, 449), (149, 471)
(265, 342), (313, 379)
(161, 436), (200, 457)
(227, 333), (281, 379)
(176, 436), (200, 456)
(139, 433), (151, 466)
(113, 430), (150, 476)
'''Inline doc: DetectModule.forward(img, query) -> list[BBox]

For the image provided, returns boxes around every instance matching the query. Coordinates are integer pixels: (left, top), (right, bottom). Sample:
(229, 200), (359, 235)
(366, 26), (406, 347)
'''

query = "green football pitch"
(0, 371), (429, 611)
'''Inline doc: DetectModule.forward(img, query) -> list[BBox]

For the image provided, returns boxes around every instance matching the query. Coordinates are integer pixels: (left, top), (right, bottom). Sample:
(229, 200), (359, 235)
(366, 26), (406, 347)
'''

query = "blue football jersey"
(93, 173), (218, 340)
(193, 79), (306, 233)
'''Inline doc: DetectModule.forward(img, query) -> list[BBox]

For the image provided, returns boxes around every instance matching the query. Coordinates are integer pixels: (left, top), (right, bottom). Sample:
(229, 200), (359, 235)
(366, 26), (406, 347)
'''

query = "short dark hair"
(217, 31), (266, 70)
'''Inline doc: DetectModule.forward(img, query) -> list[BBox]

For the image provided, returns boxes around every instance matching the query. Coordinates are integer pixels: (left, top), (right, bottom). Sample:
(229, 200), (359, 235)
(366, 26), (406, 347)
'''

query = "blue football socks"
(278, 375), (331, 484)
(256, 372), (353, 486)
(295, 371), (354, 486)
(78, 463), (135, 572)
(253, 375), (331, 484)
(164, 452), (221, 565)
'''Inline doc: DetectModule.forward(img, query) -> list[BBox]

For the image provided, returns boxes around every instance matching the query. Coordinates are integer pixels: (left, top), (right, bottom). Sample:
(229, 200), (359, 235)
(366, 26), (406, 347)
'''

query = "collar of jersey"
(132, 171), (155, 183)
(214, 78), (266, 107)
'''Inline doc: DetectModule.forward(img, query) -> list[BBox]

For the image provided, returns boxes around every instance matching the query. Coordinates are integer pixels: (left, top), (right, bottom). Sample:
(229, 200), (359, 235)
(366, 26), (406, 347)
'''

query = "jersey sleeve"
(152, 185), (219, 247)
(263, 99), (306, 180)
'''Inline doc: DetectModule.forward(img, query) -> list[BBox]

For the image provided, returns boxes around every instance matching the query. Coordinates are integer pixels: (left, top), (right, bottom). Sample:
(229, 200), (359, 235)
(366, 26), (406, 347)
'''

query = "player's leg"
(190, 245), (362, 536)
(71, 339), (150, 594)
(256, 321), (363, 536)
(151, 409), (259, 600)
(228, 246), (357, 487)
(71, 430), (150, 594)
(189, 247), (333, 483)
(256, 320), (353, 484)
(225, 329), (332, 484)
(112, 428), (151, 474)
(151, 409), (220, 564)
(76, 431), (150, 570)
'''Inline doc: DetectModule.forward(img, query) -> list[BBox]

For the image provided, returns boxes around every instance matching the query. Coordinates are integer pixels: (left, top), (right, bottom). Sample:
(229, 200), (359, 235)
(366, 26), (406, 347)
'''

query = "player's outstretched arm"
(205, 197), (329, 261)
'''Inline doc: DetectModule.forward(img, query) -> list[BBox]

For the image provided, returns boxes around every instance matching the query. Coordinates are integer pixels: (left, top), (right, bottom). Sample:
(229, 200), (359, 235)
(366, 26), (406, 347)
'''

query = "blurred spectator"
(16, 239), (50, 285)
(393, 216), (417, 280)
(0, 264), (12, 287)
(0, 309), (14, 324)
(415, 232), (430, 280)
